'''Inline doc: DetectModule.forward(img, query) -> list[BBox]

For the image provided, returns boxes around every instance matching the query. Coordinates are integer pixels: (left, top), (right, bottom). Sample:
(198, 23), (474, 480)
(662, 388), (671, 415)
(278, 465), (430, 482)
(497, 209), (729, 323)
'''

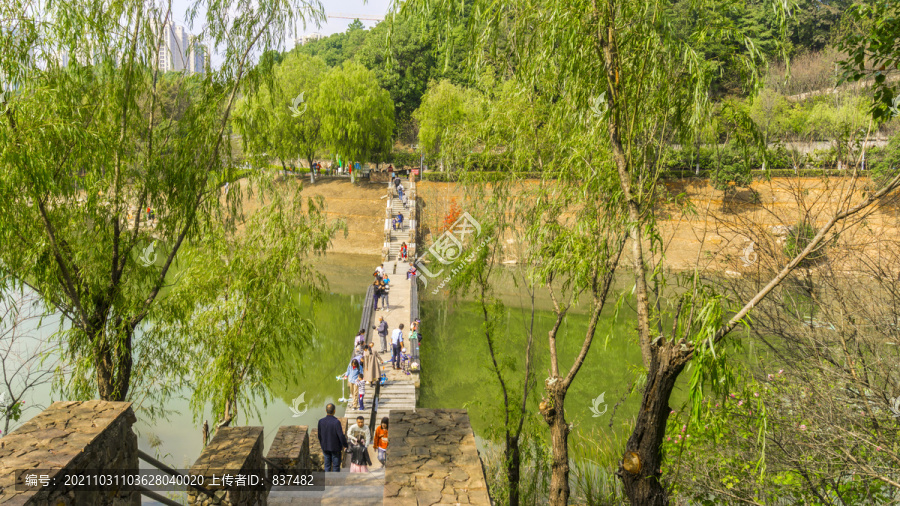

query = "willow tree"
(233, 52), (328, 173)
(400, 0), (900, 505)
(0, 0), (323, 401)
(150, 180), (343, 431)
(317, 61), (395, 165)
(413, 79), (484, 171)
(427, 74), (631, 504)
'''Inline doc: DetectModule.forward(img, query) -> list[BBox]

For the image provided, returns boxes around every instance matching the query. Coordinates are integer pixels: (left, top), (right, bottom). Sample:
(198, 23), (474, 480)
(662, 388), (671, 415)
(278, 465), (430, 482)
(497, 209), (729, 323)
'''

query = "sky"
(169, 0), (392, 55)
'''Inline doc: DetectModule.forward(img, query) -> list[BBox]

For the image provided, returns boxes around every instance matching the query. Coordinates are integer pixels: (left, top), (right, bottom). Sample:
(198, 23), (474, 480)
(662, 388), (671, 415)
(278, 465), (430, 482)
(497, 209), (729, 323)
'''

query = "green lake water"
(418, 294), (656, 455)
(5, 253), (701, 476)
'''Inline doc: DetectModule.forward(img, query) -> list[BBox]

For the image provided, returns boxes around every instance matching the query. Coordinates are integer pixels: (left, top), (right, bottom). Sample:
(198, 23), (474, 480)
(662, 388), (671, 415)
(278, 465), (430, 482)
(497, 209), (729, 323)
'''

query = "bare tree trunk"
(545, 387), (570, 506)
(307, 156), (316, 183)
(94, 326), (133, 401)
(506, 433), (522, 506)
(619, 345), (688, 505)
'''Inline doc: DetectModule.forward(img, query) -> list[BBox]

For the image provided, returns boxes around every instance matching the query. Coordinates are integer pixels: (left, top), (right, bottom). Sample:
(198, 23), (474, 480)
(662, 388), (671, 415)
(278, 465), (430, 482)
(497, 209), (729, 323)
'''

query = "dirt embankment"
(237, 177), (388, 257)
(415, 178), (900, 275)
(238, 176), (899, 276)
(297, 179), (387, 256)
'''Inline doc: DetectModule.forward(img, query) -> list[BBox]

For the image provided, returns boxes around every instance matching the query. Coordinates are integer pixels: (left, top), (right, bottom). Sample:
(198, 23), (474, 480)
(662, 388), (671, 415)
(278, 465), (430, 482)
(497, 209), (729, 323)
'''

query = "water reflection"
(417, 296), (647, 450)
(1, 254), (380, 472)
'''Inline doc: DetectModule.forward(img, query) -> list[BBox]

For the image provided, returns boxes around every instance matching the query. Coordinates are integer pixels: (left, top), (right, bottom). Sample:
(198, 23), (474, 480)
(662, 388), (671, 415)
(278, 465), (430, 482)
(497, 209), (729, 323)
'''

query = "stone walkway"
(273, 177), (420, 506)
(346, 179), (420, 423)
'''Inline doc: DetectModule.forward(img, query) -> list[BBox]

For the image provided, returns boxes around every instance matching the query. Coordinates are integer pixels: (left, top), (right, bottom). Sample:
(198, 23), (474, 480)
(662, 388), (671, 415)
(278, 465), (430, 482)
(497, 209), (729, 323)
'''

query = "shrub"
(783, 221), (828, 268)
(866, 136), (900, 189)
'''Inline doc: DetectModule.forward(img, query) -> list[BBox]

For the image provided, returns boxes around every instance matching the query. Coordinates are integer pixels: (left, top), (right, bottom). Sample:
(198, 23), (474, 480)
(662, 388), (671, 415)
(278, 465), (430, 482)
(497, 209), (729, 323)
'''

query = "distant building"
(155, 3), (206, 75)
(295, 33), (323, 46)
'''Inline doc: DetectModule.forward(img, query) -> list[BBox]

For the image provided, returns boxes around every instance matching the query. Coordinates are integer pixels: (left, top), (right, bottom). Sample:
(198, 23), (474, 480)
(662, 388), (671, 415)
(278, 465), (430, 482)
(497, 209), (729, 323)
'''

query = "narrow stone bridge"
(0, 174), (491, 506)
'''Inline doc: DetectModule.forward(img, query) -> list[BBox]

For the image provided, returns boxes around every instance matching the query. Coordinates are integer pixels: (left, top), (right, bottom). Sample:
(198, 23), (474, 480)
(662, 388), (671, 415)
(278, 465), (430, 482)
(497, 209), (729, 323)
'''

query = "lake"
(3, 254), (697, 479)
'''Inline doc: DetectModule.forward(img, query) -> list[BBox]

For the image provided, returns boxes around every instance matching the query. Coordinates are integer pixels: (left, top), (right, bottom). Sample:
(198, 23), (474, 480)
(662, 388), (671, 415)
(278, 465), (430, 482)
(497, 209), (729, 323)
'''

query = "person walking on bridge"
(345, 358), (362, 402)
(317, 403), (348, 472)
(372, 279), (383, 311)
(363, 342), (382, 385)
(380, 275), (391, 311)
(409, 320), (422, 364)
(374, 316), (389, 353)
(373, 417), (389, 468)
(391, 324), (405, 369)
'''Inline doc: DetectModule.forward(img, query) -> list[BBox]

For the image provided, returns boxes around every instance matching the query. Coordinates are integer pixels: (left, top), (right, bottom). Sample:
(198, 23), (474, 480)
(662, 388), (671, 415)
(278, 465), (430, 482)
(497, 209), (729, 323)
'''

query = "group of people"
(392, 212), (404, 231)
(307, 159), (364, 177)
(373, 264), (390, 311)
(345, 336), (383, 410)
(393, 176), (409, 209)
(317, 405), (390, 473)
(375, 318), (422, 373)
(317, 254), (427, 475)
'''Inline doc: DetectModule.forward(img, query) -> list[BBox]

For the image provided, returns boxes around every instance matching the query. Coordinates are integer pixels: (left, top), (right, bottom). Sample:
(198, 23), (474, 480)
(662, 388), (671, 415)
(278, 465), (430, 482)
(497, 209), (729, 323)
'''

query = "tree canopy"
(317, 61), (395, 164)
(0, 0), (324, 402)
(233, 52), (328, 170)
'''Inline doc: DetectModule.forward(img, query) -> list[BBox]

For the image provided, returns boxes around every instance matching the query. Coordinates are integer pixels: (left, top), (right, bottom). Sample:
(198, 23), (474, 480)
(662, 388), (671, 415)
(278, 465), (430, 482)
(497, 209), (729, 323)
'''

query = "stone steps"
(344, 408), (416, 420)
(345, 382), (417, 419)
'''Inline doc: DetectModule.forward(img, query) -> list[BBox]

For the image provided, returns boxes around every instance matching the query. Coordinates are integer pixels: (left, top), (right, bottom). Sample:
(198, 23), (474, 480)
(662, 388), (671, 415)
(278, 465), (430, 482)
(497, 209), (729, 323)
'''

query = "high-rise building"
(155, 4), (206, 75)
(295, 33), (323, 46)
(188, 36), (206, 74)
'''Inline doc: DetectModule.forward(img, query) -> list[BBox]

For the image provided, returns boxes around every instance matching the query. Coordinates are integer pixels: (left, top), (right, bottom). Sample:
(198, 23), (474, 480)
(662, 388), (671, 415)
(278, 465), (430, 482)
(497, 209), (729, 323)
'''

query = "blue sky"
(169, 0), (392, 54)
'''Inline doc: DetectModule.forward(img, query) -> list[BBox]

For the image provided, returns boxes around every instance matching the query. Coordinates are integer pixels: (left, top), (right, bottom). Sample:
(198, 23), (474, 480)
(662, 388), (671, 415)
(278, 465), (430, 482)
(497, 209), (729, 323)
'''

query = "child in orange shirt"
(373, 417), (389, 467)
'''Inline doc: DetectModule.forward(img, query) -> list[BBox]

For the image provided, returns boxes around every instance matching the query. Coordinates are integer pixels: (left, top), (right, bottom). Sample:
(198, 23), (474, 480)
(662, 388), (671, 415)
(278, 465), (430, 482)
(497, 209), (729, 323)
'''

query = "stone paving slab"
(385, 410), (491, 505)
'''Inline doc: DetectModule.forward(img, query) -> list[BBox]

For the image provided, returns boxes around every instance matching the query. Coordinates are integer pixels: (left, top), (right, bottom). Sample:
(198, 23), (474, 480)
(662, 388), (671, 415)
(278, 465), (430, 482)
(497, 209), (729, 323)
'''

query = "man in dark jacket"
(317, 403), (348, 471)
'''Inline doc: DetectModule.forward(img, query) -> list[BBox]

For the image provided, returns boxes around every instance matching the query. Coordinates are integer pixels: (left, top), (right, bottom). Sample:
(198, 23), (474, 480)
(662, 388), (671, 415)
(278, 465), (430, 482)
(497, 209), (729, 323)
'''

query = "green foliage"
(838, 1), (900, 121)
(569, 428), (629, 504)
(233, 52), (328, 168)
(664, 372), (899, 504)
(317, 61), (395, 163)
(356, 15), (437, 126)
(384, 150), (420, 167)
(866, 135), (900, 189)
(0, 0), (322, 402)
(783, 221), (829, 267)
(151, 181), (343, 426)
(413, 79), (484, 167)
(787, 0), (850, 52)
(294, 25), (369, 67)
(0, 399), (25, 425)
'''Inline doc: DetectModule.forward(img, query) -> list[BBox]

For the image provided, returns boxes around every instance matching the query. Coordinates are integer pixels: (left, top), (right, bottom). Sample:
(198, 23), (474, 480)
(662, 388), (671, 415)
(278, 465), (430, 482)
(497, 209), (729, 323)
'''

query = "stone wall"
(265, 426), (309, 473)
(308, 417), (350, 471)
(307, 430), (324, 472)
(0, 400), (139, 506)
(188, 426), (265, 506)
(385, 409), (491, 505)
